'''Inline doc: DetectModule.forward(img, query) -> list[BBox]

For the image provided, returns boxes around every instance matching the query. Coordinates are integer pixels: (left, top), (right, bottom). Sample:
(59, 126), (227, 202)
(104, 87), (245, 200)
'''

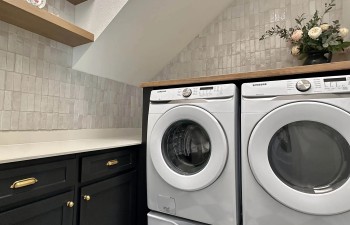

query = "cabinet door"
(0, 191), (74, 225)
(80, 171), (137, 225)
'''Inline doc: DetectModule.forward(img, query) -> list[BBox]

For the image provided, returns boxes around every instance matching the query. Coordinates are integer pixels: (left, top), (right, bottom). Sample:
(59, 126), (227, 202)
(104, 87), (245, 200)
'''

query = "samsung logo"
(157, 90), (167, 93)
(252, 83), (267, 86)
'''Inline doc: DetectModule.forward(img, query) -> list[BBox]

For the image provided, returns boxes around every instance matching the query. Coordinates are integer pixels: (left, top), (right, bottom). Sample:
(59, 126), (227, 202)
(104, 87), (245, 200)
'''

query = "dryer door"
(149, 105), (228, 191)
(248, 101), (350, 215)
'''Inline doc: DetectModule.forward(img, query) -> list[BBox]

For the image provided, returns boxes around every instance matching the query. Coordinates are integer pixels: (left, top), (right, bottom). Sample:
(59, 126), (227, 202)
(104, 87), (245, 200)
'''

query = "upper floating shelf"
(0, 0), (94, 47)
(67, 0), (87, 5)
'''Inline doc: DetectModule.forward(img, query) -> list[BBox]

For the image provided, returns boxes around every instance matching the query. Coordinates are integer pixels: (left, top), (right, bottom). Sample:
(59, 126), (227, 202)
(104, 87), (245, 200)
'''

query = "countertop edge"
(0, 128), (142, 164)
(0, 140), (141, 164)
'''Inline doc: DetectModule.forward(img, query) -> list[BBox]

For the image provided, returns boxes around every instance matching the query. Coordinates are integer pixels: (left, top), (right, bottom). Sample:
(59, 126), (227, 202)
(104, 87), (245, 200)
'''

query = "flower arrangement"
(260, 0), (350, 64)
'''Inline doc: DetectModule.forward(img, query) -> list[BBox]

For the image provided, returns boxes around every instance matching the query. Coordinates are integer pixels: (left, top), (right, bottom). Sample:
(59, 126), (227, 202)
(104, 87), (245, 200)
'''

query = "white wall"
(342, 0), (350, 59)
(72, 0), (233, 86)
(75, 0), (128, 39)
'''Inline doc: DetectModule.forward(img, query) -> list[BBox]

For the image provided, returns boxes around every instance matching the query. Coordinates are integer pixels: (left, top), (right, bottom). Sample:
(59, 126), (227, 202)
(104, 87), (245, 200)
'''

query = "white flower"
(291, 30), (303, 41)
(308, 27), (322, 39)
(339, 28), (349, 38)
(320, 23), (330, 31)
(291, 45), (301, 56)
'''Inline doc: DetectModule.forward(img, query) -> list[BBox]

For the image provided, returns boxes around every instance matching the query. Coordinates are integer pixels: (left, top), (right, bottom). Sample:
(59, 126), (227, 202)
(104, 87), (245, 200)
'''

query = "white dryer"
(241, 75), (350, 225)
(147, 84), (239, 225)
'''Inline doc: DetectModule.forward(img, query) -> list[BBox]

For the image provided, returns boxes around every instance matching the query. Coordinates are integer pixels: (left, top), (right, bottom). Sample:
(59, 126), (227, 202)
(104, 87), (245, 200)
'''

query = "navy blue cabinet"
(0, 146), (139, 225)
(0, 191), (75, 225)
(80, 171), (137, 225)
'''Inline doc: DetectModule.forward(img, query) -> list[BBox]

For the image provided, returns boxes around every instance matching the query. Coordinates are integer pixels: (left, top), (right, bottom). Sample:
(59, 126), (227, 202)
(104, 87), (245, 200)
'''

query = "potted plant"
(260, 0), (350, 65)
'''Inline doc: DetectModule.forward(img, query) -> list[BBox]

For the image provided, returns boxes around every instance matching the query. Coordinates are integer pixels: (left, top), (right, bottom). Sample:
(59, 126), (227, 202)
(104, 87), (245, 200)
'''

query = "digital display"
(324, 77), (346, 82)
(200, 86), (213, 90)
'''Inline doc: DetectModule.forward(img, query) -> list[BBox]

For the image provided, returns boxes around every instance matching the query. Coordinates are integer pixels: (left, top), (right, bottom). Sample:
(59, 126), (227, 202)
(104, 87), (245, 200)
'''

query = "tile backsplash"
(0, 20), (142, 131)
(153, 0), (348, 81)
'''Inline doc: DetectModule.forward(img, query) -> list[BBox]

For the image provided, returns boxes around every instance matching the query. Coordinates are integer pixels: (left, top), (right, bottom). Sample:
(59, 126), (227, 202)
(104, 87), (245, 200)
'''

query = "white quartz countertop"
(0, 128), (142, 164)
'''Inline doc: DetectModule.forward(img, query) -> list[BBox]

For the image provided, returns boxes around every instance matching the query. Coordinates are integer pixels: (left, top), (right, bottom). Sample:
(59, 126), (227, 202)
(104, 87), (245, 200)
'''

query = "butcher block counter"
(140, 61), (350, 88)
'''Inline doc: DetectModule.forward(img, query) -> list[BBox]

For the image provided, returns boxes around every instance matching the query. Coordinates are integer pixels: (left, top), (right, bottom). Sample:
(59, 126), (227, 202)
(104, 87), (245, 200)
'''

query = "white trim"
(249, 101), (350, 215)
(149, 105), (228, 191)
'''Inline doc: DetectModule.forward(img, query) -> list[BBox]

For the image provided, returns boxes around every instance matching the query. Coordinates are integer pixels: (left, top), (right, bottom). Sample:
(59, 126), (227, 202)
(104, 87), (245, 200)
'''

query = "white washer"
(148, 212), (207, 225)
(147, 84), (239, 225)
(241, 75), (350, 225)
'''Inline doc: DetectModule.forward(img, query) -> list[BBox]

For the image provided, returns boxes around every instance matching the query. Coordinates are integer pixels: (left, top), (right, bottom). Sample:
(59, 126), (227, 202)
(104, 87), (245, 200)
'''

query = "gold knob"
(67, 201), (74, 208)
(106, 159), (118, 166)
(83, 195), (91, 201)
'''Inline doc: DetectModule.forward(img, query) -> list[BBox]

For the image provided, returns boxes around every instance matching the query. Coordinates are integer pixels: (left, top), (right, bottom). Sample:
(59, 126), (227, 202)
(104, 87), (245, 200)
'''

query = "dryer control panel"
(323, 77), (350, 90)
(150, 84), (235, 101)
(243, 75), (350, 97)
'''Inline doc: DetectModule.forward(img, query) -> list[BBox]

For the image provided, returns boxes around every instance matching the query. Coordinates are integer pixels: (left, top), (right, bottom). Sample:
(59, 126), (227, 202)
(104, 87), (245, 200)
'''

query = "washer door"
(150, 105), (228, 191)
(249, 102), (350, 215)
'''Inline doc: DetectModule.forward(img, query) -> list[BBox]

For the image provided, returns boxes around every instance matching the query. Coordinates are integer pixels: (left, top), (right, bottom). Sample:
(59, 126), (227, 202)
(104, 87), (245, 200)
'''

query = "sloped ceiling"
(75, 0), (128, 39)
(72, 0), (233, 86)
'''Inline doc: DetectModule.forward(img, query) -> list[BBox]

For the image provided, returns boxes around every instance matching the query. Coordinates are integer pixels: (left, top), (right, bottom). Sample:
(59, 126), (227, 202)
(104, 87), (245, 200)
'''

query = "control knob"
(182, 88), (192, 97)
(296, 80), (311, 92)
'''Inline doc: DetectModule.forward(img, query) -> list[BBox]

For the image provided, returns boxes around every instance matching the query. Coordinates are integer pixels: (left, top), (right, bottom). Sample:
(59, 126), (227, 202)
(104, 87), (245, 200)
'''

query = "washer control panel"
(243, 75), (350, 97)
(150, 84), (235, 101)
(182, 88), (192, 97)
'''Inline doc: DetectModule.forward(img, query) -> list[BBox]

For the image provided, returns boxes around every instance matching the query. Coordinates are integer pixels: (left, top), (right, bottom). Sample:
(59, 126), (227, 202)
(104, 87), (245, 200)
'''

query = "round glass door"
(149, 105), (228, 191)
(162, 120), (211, 175)
(268, 121), (350, 194)
(248, 102), (350, 215)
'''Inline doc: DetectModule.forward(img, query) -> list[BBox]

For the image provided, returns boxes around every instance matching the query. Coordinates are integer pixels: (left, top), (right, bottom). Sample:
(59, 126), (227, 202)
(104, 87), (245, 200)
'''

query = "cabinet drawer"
(81, 149), (136, 182)
(0, 191), (74, 225)
(0, 159), (76, 209)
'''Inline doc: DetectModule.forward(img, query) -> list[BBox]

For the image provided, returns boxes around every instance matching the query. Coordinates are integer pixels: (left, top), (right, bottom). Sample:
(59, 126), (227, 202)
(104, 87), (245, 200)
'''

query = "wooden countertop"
(140, 61), (350, 88)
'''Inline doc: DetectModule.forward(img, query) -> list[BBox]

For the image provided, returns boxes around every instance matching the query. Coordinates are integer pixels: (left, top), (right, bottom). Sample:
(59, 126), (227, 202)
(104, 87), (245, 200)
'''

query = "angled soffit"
(73, 0), (233, 86)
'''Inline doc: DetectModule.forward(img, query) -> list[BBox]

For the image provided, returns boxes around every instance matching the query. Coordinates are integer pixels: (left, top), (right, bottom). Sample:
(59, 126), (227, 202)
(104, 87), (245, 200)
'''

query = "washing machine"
(241, 75), (350, 225)
(147, 83), (239, 225)
(148, 212), (207, 225)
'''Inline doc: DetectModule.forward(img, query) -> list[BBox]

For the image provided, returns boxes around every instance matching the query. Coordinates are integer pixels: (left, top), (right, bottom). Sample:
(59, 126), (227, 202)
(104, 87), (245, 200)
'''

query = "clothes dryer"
(242, 75), (350, 225)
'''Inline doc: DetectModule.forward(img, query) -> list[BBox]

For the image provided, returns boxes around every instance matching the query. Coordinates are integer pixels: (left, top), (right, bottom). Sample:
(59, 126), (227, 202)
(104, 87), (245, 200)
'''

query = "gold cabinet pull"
(83, 195), (91, 201)
(67, 201), (74, 208)
(10, 178), (38, 189)
(106, 159), (118, 166)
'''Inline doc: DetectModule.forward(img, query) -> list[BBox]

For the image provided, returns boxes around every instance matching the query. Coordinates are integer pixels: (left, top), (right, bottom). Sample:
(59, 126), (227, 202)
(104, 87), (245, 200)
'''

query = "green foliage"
(295, 14), (305, 26)
(260, 0), (349, 57)
(259, 25), (290, 41)
(323, 0), (336, 18)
